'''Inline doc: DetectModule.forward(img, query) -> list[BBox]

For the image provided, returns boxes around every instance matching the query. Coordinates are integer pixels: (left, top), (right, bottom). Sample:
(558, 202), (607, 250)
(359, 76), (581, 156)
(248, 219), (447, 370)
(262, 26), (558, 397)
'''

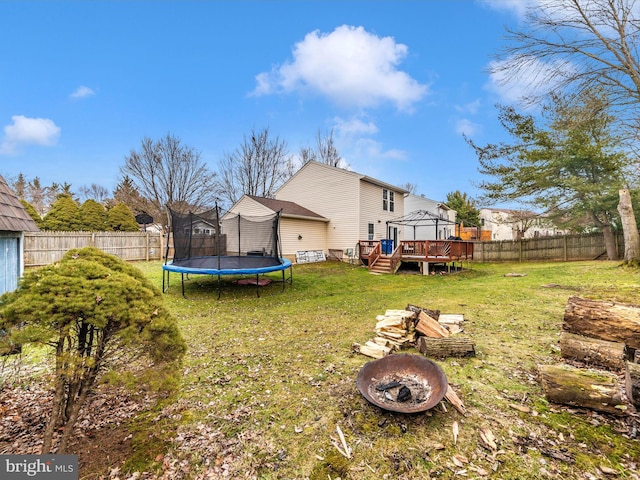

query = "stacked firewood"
(352, 304), (476, 360)
(539, 296), (640, 414)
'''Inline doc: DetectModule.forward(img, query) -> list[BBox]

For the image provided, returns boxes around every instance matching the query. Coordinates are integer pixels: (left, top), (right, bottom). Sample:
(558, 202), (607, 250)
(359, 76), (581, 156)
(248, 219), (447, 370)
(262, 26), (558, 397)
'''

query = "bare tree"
(403, 182), (418, 195)
(121, 133), (217, 224)
(28, 177), (47, 215)
(494, 0), (640, 262)
(218, 127), (294, 208)
(78, 183), (110, 204)
(299, 128), (345, 168)
(315, 128), (343, 167)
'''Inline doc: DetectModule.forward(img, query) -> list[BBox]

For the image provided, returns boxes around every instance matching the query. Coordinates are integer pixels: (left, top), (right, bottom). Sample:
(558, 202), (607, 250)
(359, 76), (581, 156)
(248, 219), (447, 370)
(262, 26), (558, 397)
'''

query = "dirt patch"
(0, 379), (153, 478)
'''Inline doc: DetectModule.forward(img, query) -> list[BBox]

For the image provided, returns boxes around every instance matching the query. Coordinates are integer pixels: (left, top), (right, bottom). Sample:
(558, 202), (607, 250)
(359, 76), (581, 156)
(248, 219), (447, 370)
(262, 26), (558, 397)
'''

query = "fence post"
(519, 239), (523, 263)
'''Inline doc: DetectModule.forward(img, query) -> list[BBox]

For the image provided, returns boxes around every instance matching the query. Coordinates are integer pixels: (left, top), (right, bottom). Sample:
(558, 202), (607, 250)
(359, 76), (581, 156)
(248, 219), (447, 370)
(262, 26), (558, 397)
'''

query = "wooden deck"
(358, 239), (474, 274)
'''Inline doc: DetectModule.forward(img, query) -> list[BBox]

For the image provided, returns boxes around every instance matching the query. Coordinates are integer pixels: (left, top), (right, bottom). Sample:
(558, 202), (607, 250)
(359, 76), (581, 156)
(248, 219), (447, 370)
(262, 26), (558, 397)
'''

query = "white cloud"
(455, 118), (481, 136)
(252, 25), (429, 111)
(350, 137), (406, 163)
(478, 0), (538, 19)
(70, 85), (95, 99)
(485, 56), (575, 104)
(455, 98), (482, 115)
(333, 116), (378, 137)
(1, 115), (61, 154)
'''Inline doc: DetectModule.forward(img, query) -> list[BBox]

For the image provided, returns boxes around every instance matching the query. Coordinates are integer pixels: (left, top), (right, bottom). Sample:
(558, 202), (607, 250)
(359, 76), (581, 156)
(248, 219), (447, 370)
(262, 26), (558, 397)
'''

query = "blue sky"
(0, 0), (536, 206)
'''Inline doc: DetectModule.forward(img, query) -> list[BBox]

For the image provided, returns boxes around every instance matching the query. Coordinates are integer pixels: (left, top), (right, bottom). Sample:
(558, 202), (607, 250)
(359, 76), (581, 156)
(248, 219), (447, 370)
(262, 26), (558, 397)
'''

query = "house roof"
(0, 175), (40, 232)
(277, 161), (410, 195)
(247, 195), (329, 222)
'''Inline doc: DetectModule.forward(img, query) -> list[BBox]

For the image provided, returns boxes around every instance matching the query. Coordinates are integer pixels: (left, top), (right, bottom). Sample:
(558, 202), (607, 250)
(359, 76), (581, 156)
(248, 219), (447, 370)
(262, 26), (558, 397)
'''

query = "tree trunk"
(618, 188), (640, 263)
(538, 364), (627, 415)
(590, 211), (616, 260)
(417, 336), (476, 358)
(559, 332), (626, 371)
(625, 361), (640, 409)
(601, 224), (617, 260)
(563, 296), (640, 349)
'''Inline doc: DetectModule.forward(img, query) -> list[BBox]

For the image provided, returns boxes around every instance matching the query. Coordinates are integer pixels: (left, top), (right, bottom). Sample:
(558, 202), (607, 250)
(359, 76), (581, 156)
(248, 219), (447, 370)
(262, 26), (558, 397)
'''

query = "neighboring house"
(480, 208), (566, 241)
(402, 194), (457, 240)
(226, 195), (329, 258)
(0, 174), (40, 294)
(274, 161), (408, 254)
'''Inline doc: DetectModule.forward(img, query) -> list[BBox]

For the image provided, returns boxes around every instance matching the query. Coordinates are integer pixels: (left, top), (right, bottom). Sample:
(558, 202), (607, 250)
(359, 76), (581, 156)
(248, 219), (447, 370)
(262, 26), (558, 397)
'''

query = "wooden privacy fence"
(474, 233), (624, 263)
(22, 231), (626, 267)
(24, 231), (164, 267)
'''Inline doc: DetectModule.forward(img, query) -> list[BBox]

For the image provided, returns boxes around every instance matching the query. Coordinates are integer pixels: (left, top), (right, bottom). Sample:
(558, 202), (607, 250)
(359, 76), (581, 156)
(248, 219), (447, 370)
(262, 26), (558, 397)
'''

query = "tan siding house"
(275, 161), (408, 253)
(227, 195), (328, 259)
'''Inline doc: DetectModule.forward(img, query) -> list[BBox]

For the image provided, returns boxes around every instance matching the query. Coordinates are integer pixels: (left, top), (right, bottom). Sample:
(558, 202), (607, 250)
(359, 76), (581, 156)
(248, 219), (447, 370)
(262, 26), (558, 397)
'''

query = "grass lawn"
(7, 259), (640, 479)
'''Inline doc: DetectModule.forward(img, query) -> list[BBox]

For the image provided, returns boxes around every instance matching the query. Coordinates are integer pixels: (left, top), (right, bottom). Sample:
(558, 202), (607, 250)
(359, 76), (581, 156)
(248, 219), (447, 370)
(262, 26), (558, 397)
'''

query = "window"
(389, 191), (394, 212)
(368, 223), (374, 241)
(383, 189), (388, 211)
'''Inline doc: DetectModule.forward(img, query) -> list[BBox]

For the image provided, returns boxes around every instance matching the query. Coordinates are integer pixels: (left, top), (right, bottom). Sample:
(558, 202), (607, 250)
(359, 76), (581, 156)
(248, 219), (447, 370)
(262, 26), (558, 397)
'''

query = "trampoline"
(162, 205), (292, 298)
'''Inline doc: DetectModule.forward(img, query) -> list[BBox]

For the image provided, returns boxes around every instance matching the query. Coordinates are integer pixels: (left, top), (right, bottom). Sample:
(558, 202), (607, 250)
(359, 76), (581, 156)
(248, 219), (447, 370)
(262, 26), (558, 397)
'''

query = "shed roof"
(0, 175), (40, 232)
(247, 195), (329, 221)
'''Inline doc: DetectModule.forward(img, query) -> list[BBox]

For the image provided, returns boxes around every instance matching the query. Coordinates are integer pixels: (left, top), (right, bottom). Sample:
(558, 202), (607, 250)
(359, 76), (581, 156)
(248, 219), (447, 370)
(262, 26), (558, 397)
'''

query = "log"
(406, 304), (440, 320)
(352, 342), (388, 359)
(415, 311), (450, 338)
(625, 361), (640, 409)
(438, 314), (464, 325)
(417, 336), (475, 358)
(559, 332), (626, 371)
(538, 364), (627, 415)
(563, 296), (640, 349)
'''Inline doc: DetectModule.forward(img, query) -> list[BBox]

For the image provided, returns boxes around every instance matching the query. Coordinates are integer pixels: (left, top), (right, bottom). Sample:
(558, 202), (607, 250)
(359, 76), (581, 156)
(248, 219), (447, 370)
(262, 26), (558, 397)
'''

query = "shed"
(0, 175), (40, 294)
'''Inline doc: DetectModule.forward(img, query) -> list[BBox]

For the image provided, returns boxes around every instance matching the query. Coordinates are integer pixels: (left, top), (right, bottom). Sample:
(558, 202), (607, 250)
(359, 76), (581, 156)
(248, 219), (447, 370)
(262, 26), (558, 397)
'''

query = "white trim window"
(368, 223), (374, 240)
(383, 189), (395, 212)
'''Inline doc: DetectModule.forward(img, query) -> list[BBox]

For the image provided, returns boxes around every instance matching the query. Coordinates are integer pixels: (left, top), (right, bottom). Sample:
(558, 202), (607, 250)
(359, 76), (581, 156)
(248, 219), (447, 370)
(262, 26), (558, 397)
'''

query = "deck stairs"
(369, 255), (396, 274)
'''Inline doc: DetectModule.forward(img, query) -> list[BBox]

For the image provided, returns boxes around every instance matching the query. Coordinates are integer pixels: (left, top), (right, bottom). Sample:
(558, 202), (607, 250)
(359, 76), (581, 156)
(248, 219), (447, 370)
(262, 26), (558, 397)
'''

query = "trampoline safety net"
(167, 206), (282, 262)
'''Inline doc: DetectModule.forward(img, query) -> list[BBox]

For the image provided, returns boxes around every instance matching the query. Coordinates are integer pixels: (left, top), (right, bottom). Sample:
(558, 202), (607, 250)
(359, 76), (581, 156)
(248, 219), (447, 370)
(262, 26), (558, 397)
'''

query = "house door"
(388, 226), (398, 247)
(0, 236), (19, 295)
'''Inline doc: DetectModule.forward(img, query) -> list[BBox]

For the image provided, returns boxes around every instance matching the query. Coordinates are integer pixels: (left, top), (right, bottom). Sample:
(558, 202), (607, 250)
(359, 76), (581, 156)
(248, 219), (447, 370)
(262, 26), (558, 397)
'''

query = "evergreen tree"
(467, 90), (628, 260)
(79, 199), (108, 231)
(107, 203), (140, 231)
(20, 199), (43, 228)
(12, 173), (27, 199)
(0, 247), (186, 453)
(42, 194), (80, 231)
(445, 191), (481, 227)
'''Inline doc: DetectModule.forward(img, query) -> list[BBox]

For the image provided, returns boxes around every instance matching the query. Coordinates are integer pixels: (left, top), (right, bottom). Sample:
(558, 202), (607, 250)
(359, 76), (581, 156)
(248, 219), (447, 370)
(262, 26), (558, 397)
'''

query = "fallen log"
(625, 361), (640, 409)
(559, 332), (626, 371)
(563, 296), (640, 349)
(538, 364), (627, 415)
(417, 336), (475, 358)
(415, 311), (450, 338)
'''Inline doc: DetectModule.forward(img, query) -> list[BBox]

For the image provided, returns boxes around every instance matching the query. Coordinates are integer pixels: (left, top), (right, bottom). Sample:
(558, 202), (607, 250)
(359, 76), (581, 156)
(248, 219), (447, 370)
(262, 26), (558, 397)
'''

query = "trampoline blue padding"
(163, 256), (292, 276)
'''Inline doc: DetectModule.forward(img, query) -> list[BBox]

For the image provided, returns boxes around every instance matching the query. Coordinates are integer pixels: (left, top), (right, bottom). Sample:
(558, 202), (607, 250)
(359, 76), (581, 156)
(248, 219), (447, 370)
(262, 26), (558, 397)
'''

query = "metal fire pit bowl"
(356, 354), (448, 413)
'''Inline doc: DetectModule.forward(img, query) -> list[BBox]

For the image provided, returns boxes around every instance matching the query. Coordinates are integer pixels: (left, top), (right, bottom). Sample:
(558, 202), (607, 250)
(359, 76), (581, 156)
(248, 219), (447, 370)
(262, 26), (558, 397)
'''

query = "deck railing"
(359, 239), (474, 264)
(388, 244), (403, 272)
(367, 242), (382, 269)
